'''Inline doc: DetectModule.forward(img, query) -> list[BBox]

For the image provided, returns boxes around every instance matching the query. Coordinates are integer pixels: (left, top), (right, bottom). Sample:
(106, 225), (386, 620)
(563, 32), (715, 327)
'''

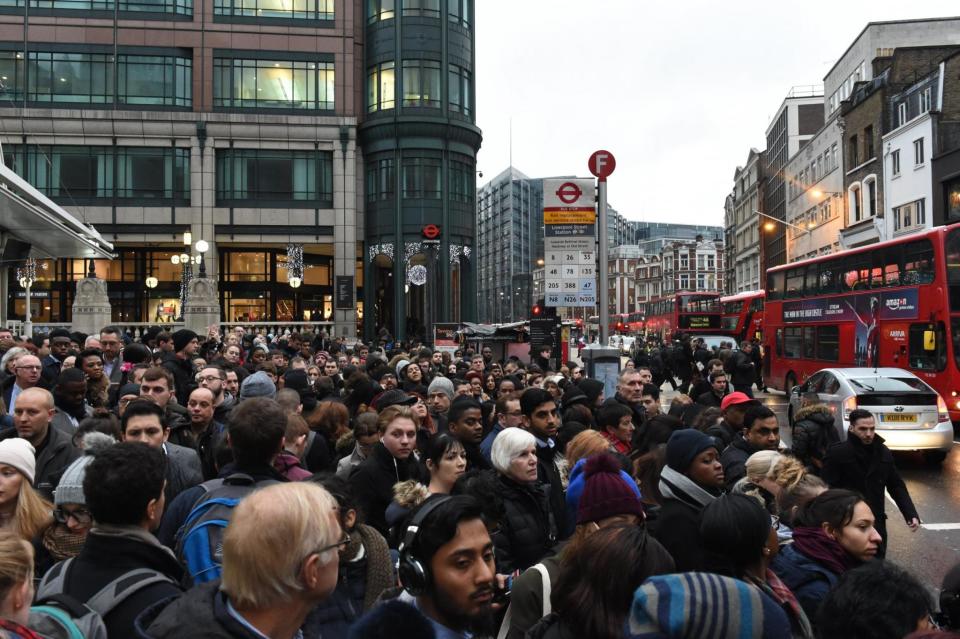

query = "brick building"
(661, 235), (724, 295)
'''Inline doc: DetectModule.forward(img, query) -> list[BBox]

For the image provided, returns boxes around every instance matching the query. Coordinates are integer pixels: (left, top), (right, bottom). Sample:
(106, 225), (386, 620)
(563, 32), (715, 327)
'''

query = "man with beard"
(196, 365), (234, 424)
(51, 368), (92, 433)
(351, 496), (499, 639)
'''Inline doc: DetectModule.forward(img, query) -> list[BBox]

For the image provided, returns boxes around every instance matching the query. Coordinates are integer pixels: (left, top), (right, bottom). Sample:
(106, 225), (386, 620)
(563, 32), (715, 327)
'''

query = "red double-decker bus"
(640, 292), (722, 341)
(720, 290), (765, 343)
(764, 223), (960, 420)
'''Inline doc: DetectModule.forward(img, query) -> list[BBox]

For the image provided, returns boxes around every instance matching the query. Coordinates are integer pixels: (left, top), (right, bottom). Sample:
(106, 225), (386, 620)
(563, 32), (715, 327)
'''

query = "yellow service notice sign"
(544, 209), (597, 225)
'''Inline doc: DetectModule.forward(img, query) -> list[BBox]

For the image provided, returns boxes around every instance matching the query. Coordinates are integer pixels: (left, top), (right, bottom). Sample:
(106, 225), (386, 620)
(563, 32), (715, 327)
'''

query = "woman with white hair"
(491, 428), (557, 573)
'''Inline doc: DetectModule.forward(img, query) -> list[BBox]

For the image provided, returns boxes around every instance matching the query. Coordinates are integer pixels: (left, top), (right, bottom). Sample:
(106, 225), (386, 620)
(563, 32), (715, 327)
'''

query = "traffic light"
(532, 304), (542, 317)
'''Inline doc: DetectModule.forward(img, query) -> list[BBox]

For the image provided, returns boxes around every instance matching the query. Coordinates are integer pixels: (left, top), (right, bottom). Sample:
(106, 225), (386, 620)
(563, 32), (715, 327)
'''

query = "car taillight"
(843, 396), (857, 420)
(937, 395), (951, 422)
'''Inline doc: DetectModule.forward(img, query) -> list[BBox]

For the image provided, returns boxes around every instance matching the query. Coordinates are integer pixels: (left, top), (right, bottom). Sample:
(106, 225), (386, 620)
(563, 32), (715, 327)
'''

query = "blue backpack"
(175, 473), (274, 585)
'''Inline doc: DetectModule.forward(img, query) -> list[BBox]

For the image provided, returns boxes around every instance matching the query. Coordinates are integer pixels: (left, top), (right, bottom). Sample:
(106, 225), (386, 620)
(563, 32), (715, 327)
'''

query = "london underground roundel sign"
(422, 224), (441, 239)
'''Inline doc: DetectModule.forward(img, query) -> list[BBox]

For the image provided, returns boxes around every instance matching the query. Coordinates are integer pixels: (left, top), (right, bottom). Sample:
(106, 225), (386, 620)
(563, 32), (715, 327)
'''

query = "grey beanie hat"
(427, 376), (455, 401)
(240, 370), (277, 400)
(54, 432), (115, 506)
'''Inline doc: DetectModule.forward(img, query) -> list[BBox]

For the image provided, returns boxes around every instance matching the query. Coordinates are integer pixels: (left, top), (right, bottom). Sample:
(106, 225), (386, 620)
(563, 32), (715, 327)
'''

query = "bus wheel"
(785, 373), (797, 395)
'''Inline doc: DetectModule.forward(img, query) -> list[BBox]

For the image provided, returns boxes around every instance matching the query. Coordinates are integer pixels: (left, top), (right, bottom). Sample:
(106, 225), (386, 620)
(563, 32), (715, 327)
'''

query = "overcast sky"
(475, 0), (960, 227)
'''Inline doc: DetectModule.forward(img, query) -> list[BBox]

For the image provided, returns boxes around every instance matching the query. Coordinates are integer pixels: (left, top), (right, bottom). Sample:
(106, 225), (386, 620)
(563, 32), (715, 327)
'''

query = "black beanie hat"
(172, 329), (199, 353)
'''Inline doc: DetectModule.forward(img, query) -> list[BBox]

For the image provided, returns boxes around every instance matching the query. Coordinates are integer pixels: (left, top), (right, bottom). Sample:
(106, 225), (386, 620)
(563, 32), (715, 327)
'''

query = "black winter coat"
(137, 581), (260, 639)
(493, 475), (556, 574)
(727, 350), (756, 386)
(704, 420), (739, 450)
(719, 436), (763, 488)
(349, 443), (423, 538)
(821, 434), (918, 524)
(59, 531), (184, 639)
(791, 405), (838, 471)
(0, 425), (81, 501)
(535, 441), (568, 539)
(649, 495), (706, 572)
(161, 353), (196, 406)
(301, 552), (368, 638)
(696, 390), (724, 408)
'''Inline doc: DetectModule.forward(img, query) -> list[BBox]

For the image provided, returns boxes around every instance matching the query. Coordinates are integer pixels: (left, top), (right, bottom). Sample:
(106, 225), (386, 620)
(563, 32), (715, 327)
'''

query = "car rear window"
(848, 377), (930, 393)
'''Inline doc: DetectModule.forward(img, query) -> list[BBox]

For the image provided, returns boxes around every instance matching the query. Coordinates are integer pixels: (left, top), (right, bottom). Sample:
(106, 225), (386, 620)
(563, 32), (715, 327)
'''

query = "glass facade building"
(359, 0), (481, 341)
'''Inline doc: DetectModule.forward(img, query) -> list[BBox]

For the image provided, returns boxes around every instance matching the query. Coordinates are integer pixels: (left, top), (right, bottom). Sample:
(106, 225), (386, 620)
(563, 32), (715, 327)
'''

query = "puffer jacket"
(791, 404), (838, 471)
(770, 543), (838, 623)
(493, 474), (556, 574)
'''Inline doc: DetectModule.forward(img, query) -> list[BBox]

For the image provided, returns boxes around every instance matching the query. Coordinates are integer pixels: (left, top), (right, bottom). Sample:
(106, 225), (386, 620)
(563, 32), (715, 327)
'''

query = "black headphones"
(398, 496), (452, 596)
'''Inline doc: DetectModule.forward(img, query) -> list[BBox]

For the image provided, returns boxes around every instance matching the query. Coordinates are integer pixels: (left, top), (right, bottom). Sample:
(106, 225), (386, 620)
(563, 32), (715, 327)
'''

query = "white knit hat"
(0, 439), (36, 485)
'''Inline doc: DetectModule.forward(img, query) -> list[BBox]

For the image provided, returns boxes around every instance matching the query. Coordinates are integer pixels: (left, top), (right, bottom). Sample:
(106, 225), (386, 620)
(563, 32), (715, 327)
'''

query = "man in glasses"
(2, 353), (43, 413)
(481, 393), (521, 465)
(140, 482), (343, 638)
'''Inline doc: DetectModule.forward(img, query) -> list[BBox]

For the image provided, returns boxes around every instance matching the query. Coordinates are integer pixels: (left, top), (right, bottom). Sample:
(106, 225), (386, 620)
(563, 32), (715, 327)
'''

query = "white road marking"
(920, 523), (960, 531)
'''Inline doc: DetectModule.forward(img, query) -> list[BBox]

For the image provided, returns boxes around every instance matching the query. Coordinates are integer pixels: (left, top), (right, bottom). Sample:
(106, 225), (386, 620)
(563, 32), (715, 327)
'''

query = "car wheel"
(923, 450), (947, 465)
(785, 373), (797, 395)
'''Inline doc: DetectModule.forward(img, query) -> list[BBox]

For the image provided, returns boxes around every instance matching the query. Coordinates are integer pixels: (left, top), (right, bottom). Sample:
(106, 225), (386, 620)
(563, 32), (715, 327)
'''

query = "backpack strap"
(532, 563), (551, 615)
(35, 557), (75, 601)
(84, 569), (177, 618)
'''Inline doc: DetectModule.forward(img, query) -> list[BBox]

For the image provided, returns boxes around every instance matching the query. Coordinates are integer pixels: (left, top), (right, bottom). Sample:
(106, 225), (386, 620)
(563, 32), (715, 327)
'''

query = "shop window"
(226, 252), (268, 282)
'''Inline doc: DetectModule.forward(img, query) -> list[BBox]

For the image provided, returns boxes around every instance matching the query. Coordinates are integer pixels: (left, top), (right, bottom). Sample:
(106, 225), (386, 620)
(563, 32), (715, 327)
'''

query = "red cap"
(720, 392), (758, 412)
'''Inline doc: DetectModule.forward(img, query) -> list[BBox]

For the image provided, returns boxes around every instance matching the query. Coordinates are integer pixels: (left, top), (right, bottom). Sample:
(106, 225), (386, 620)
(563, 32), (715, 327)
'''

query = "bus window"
(750, 297), (764, 313)
(946, 229), (960, 311)
(952, 318), (960, 371)
(775, 328), (783, 357)
(902, 240), (935, 285)
(802, 327), (816, 358)
(817, 325), (839, 361)
(785, 269), (804, 299)
(767, 271), (784, 300)
(818, 264), (838, 294)
(909, 322), (946, 371)
(784, 327), (802, 358)
(804, 265), (818, 296)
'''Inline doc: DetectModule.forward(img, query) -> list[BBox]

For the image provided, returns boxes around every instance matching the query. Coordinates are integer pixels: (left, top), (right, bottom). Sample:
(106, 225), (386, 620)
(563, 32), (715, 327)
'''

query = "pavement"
(658, 385), (960, 592)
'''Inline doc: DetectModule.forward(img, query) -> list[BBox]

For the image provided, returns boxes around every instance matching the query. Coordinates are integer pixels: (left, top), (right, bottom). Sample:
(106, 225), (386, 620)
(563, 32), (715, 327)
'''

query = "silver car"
(787, 367), (953, 459)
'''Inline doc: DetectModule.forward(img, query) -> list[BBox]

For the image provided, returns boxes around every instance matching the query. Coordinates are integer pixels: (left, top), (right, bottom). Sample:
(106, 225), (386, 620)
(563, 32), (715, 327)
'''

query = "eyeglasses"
(770, 515), (781, 531)
(196, 375), (223, 383)
(53, 507), (93, 526)
(315, 532), (351, 555)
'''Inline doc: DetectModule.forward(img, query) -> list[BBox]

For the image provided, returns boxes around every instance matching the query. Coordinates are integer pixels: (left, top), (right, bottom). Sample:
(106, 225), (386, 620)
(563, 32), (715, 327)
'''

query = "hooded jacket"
(791, 404), (838, 470)
(59, 527), (184, 638)
(136, 580), (260, 639)
(719, 436), (765, 488)
(348, 442), (423, 538)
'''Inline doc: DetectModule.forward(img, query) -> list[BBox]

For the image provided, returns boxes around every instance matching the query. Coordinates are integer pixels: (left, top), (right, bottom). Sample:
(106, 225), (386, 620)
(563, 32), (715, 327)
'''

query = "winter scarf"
(747, 570), (814, 639)
(347, 524), (394, 611)
(790, 526), (860, 576)
(41, 523), (85, 562)
(658, 466), (719, 511)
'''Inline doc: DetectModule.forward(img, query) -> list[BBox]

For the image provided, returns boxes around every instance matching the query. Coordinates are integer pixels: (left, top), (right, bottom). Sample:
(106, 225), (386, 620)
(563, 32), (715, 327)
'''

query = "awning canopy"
(0, 162), (113, 260)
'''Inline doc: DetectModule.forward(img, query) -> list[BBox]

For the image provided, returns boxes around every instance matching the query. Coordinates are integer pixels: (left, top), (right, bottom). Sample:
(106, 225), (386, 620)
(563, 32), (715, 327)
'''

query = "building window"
(367, 0), (394, 22)
(848, 134), (859, 166)
(849, 183), (862, 223)
(366, 61), (396, 112)
(679, 254), (688, 269)
(448, 0), (470, 26)
(401, 59), (440, 108)
(679, 274), (689, 290)
(894, 199), (925, 232)
(401, 155), (441, 199)
(891, 149), (900, 177)
(215, 149), (333, 206)
(117, 54), (191, 107)
(914, 138), (925, 166)
(0, 51), (25, 101)
(215, 0), (332, 20)
(707, 255), (715, 269)
(897, 102), (908, 126)
(365, 158), (395, 203)
(0, 0), (191, 14)
(449, 158), (473, 204)
(864, 125), (874, 159)
(27, 51), (112, 103)
(401, 0), (438, 17)
(864, 175), (877, 218)
(920, 87), (932, 113)
(946, 177), (960, 222)
(448, 63), (471, 117)
(213, 58), (334, 110)
(831, 143), (838, 172)
(4, 145), (189, 202)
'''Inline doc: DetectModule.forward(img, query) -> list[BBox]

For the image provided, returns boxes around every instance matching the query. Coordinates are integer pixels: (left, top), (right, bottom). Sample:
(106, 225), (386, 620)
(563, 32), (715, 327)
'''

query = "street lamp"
(16, 259), (36, 338)
(753, 210), (811, 235)
(810, 189), (842, 199)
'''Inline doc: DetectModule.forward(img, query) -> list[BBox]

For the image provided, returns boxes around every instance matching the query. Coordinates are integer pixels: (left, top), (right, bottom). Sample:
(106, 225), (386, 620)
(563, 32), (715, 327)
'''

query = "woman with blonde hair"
(735, 450), (809, 542)
(0, 439), (52, 544)
(0, 533), (38, 638)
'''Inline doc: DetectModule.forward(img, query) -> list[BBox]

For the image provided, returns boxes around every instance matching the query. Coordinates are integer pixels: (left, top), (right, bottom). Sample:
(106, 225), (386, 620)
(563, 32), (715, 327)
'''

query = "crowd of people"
(0, 324), (955, 638)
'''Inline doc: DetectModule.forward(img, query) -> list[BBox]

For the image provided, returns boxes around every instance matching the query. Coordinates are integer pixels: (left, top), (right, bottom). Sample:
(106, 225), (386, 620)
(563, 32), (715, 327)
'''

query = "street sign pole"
(598, 179), (609, 347)
(588, 149), (616, 347)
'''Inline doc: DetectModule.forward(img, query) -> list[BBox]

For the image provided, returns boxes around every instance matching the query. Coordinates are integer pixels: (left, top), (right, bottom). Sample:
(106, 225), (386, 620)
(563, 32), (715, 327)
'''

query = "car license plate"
(880, 413), (917, 423)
